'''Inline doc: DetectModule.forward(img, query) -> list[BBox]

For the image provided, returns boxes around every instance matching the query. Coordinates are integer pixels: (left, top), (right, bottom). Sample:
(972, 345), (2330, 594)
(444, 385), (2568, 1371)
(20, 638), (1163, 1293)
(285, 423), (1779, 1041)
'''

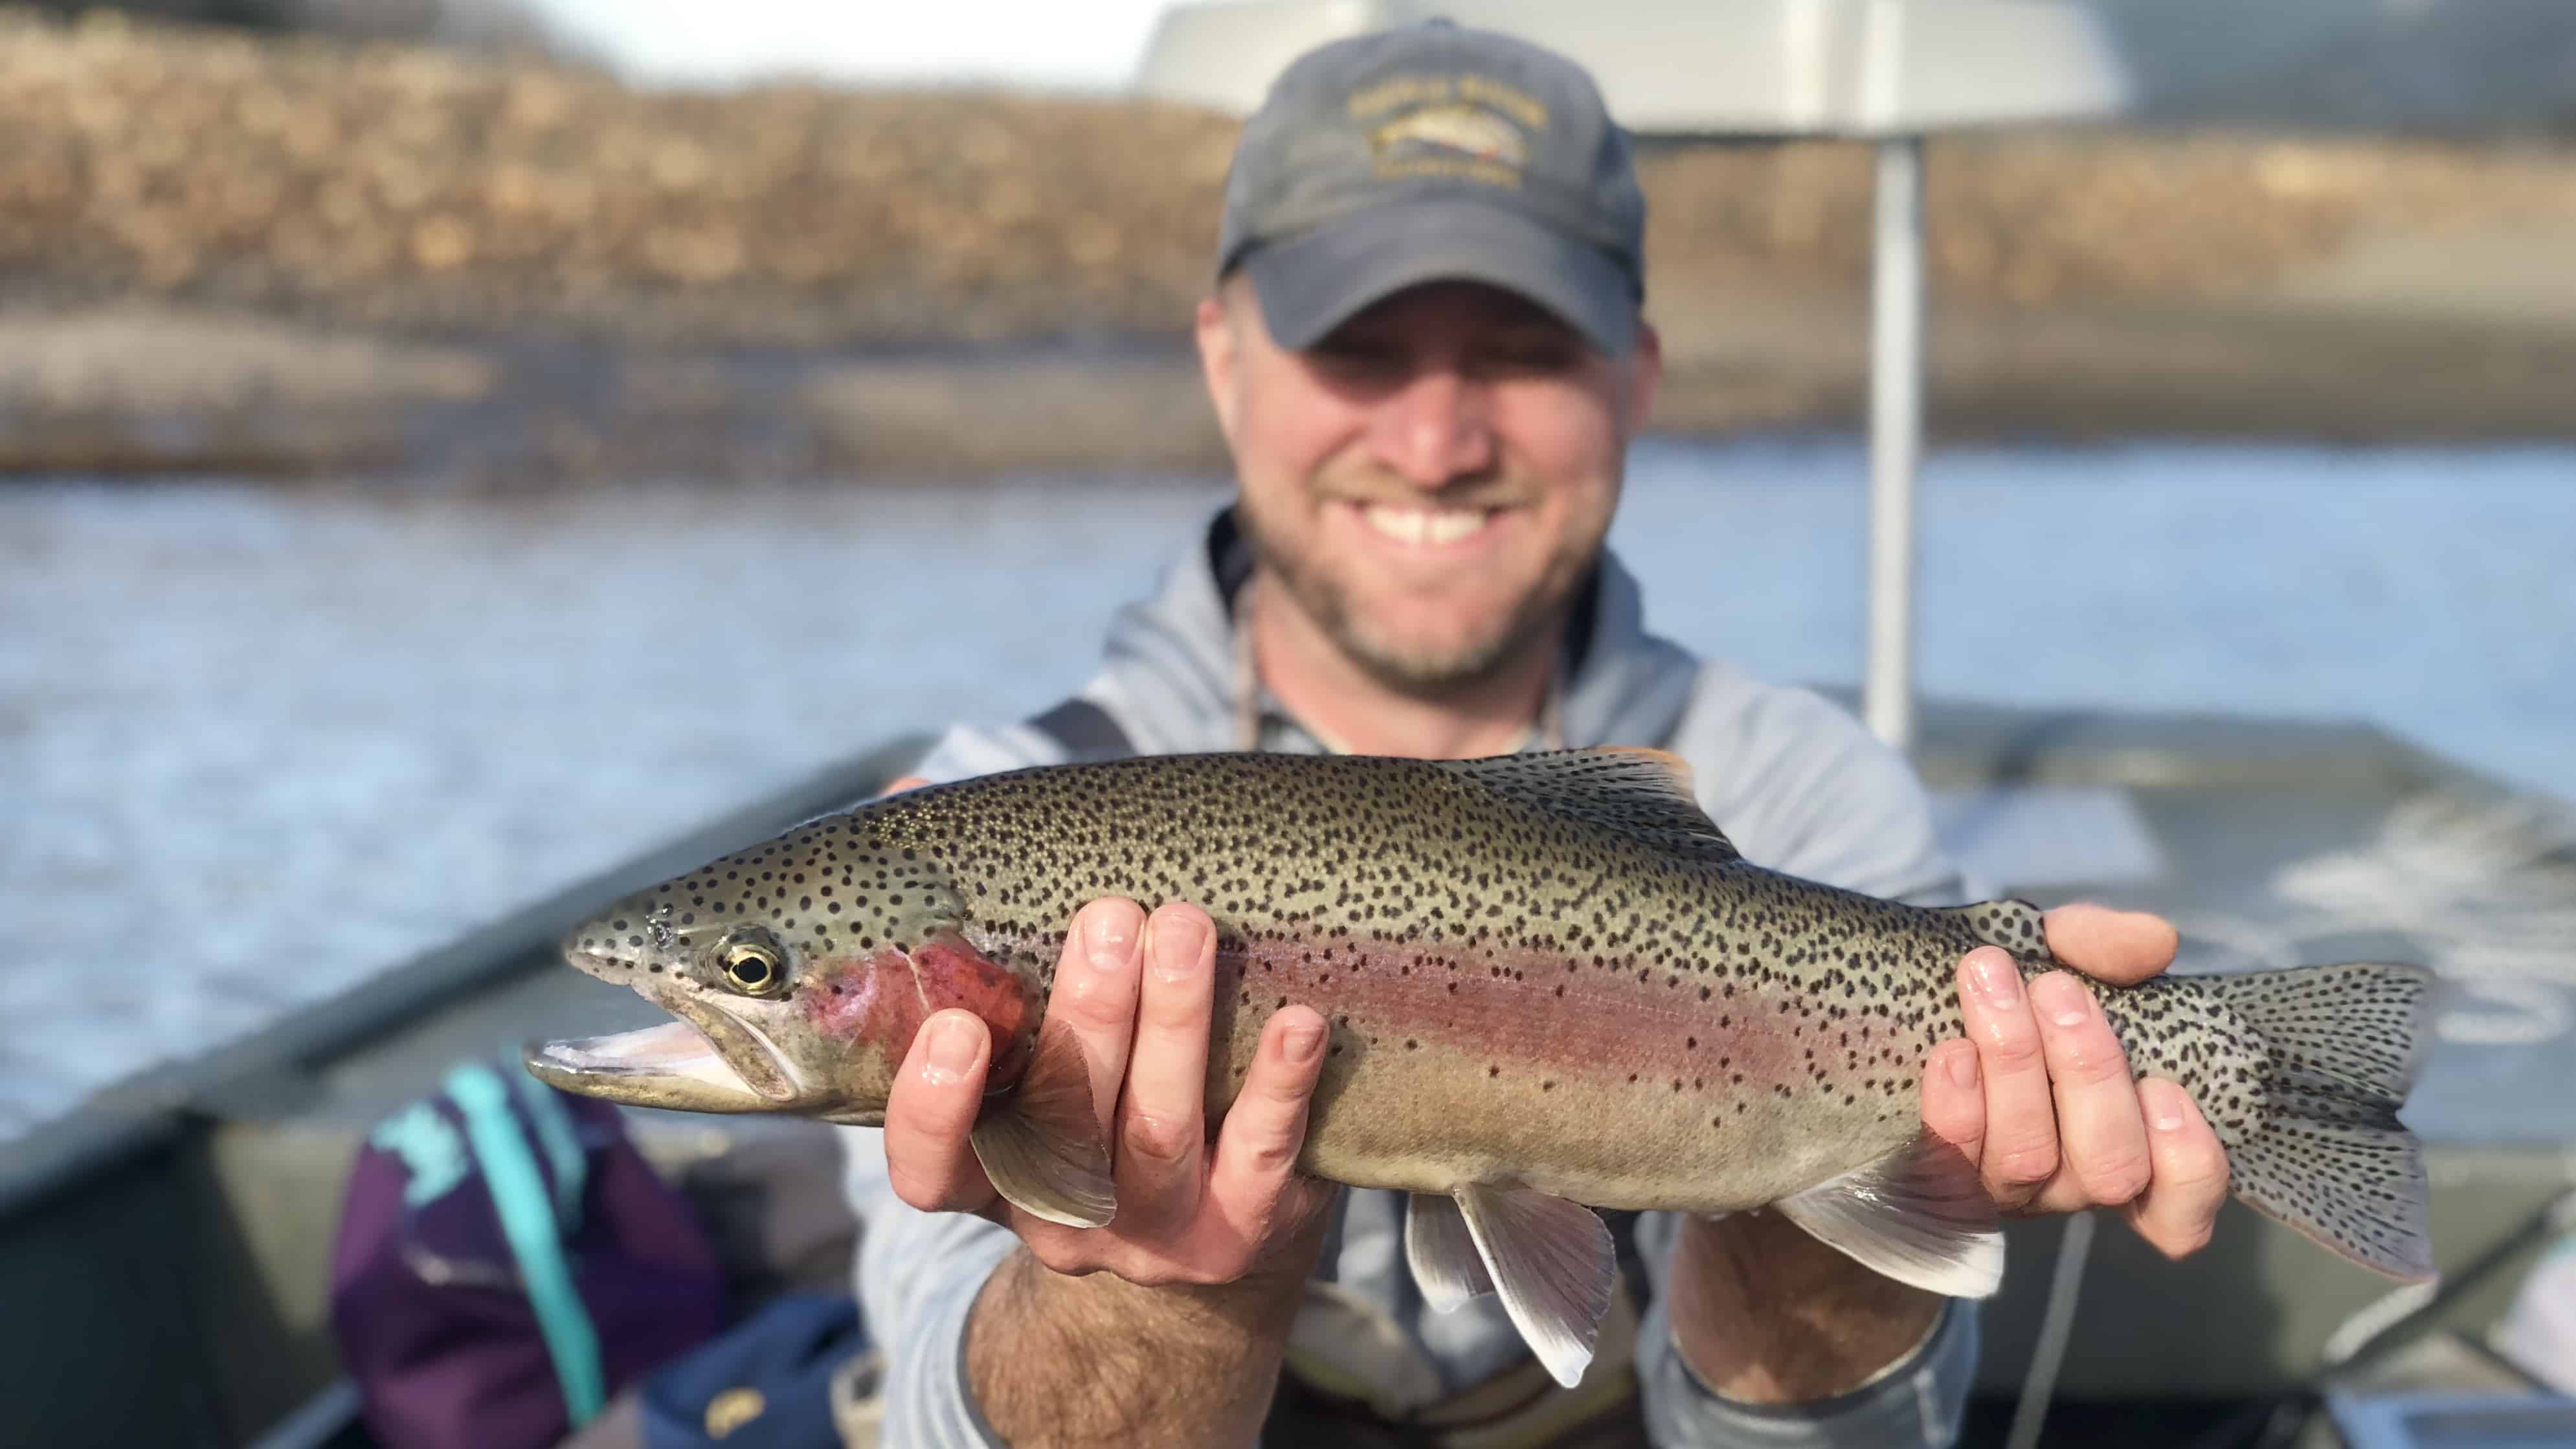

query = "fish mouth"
(524, 1002), (801, 1113)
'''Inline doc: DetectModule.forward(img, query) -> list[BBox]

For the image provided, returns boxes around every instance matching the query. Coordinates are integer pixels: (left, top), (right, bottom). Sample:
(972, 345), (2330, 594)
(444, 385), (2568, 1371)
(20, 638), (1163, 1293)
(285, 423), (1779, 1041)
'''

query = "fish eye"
(720, 940), (786, 995)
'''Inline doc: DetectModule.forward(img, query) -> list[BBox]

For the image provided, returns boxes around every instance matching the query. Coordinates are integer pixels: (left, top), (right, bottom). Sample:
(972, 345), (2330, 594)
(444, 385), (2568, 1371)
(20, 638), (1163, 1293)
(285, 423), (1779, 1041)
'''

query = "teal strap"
(510, 1059), (590, 1229)
(446, 1061), (606, 1428)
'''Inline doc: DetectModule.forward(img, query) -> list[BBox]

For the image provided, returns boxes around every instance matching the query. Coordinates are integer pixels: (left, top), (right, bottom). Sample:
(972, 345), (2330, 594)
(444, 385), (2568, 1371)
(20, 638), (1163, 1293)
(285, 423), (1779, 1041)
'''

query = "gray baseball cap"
(1215, 19), (1648, 356)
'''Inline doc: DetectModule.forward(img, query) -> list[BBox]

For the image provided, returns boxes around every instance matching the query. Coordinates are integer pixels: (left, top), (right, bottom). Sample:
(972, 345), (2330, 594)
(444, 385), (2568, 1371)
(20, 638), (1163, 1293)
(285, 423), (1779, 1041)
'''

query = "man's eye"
(1314, 344), (1405, 377)
(1481, 340), (1579, 374)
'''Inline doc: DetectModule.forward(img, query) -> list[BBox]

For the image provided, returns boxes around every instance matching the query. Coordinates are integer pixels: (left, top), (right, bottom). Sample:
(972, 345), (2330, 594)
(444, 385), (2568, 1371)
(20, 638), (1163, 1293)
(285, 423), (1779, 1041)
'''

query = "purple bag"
(330, 1059), (730, 1449)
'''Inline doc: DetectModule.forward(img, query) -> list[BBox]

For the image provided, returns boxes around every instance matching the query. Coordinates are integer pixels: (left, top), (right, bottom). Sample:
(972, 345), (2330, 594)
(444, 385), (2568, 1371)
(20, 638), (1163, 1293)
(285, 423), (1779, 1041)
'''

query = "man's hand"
(1920, 902), (2233, 1261)
(1668, 903), (2233, 1406)
(881, 894), (1338, 1285)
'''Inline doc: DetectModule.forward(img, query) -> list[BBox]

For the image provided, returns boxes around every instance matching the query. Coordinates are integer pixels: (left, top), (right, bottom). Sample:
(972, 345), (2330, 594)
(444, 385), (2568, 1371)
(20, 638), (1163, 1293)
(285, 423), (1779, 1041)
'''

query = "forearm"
(1666, 1210), (1943, 1402)
(963, 1246), (1310, 1449)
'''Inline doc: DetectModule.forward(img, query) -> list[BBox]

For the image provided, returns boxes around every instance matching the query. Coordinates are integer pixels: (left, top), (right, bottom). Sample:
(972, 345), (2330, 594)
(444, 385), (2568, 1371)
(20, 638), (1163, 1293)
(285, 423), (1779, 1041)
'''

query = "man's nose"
(1371, 368), (1495, 487)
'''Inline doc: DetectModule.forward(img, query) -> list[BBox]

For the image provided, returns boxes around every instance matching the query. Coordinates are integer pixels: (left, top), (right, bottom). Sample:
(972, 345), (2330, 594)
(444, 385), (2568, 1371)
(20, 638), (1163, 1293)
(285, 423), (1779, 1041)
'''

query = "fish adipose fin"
(2190, 960), (2437, 1281)
(1406, 1192), (1496, 1312)
(1937, 897), (2055, 961)
(1439, 748), (1741, 863)
(1776, 1131), (2006, 1299)
(1452, 1184), (1618, 1389)
(968, 1039), (1115, 1229)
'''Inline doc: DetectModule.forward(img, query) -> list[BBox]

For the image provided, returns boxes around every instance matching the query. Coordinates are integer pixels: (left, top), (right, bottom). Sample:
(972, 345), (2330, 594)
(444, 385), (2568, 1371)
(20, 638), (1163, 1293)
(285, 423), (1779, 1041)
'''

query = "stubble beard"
(1235, 493), (1596, 702)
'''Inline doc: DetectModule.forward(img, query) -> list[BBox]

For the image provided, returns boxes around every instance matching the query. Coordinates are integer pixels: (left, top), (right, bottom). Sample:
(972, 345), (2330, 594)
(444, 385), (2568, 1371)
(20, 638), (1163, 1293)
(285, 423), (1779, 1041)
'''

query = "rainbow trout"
(528, 747), (2436, 1384)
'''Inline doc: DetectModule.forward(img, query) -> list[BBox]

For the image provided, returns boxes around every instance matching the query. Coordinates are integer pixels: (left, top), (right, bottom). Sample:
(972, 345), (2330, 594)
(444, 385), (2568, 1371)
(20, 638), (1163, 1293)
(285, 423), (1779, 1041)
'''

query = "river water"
(4, 435), (2571, 1141)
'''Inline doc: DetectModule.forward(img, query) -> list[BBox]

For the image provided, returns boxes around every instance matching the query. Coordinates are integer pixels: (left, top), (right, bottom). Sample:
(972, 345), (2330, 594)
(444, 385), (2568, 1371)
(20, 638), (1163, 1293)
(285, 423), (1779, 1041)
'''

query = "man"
(842, 20), (2230, 1448)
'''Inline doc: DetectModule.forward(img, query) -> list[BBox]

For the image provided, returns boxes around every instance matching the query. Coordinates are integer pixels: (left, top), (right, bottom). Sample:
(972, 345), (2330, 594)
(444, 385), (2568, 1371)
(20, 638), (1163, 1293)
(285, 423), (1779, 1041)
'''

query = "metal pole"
(1864, 134), (1923, 754)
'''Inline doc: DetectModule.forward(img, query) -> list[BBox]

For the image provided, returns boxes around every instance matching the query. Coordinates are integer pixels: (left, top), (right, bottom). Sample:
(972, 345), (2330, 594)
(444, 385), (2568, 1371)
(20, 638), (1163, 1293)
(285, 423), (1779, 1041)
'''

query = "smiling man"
(840, 20), (2230, 1449)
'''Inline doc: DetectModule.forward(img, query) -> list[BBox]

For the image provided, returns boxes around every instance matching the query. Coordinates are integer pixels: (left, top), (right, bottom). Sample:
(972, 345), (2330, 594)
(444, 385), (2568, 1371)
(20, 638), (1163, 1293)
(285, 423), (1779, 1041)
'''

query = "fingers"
(2028, 972), (2153, 1209)
(1956, 947), (2061, 1210)
(1044, 898), (1147, 1140)
(878, 774), (931, 796)
(881, 1009), (994, 1213)
(2042, 904), (2179, 987)
(1207, 1007), (1328, 1225)
(2122, 1079), (2231, 1259)
(1918, 1038), (1986, 1168)
(1114, 901), (1218, 1231)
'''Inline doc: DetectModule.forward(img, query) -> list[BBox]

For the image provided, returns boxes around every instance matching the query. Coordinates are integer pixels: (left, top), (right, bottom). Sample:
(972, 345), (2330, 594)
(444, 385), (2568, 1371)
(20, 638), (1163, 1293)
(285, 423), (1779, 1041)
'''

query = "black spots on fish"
(627, 934), (644, 948)
(1488, 1065), (1501, 1078)
(611, 919), (628, 932)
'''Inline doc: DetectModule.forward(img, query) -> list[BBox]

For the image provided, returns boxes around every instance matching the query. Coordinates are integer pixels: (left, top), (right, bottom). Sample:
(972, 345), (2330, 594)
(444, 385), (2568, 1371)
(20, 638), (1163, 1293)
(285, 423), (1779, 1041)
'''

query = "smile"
(1356, 502), (1503, 548)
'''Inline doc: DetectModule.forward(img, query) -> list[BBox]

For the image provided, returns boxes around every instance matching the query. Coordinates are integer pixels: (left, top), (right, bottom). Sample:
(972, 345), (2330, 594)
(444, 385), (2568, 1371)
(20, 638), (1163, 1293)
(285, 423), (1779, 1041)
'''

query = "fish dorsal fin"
(1451, 1184), (1618, 1389)
(1774, 1130), (2004, 1298)
(1437, 747), (1740, 863)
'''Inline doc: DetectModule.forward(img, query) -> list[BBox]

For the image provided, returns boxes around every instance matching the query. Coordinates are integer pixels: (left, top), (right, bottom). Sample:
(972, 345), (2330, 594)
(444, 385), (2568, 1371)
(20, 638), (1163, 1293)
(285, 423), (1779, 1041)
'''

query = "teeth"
(1361, 504), (1489, 546)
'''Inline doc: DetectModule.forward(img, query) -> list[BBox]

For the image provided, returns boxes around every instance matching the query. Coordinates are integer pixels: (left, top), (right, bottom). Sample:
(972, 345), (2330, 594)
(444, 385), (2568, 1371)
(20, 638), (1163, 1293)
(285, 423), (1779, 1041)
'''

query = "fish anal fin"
(967, 1035), (1115, 1229)
(1406, 1192), (1495, 1312)
(1775, 1132), (2004, 1299)
(1452, 1184), (1617, 1389)
(1439, 748), (1739, 863)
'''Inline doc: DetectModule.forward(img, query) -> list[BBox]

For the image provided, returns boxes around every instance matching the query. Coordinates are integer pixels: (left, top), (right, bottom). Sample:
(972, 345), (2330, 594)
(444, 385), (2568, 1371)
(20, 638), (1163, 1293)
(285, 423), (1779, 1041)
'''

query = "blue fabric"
(445, 1060), (607, 1428)
(638, 1293), (866, 1449)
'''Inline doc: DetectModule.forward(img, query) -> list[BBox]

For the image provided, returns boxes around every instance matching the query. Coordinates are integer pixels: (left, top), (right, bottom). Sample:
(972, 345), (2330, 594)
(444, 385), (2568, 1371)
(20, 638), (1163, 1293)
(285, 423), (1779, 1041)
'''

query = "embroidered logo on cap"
(1349, 73), (1549, 190)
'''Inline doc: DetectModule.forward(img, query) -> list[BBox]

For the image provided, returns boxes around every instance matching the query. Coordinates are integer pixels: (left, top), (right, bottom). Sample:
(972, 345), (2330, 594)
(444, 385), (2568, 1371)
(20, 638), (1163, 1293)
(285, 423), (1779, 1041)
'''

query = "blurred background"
(3, 3), (2574, 1445)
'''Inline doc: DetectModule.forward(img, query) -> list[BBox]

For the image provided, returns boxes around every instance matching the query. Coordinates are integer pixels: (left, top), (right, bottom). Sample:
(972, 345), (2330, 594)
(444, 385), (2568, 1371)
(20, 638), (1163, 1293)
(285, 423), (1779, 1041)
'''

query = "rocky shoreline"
(6, 6), (2576, 481)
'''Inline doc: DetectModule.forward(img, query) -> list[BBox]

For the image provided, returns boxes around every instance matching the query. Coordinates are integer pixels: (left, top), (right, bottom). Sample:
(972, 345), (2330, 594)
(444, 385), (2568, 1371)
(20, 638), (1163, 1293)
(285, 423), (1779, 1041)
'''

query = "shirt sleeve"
(842, 1126), (1016, 1448)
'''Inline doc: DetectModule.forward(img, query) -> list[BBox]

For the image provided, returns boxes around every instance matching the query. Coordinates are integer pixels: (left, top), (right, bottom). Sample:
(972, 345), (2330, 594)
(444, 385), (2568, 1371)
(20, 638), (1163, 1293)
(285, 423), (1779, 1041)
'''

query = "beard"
(1234, 480), (1604, 702)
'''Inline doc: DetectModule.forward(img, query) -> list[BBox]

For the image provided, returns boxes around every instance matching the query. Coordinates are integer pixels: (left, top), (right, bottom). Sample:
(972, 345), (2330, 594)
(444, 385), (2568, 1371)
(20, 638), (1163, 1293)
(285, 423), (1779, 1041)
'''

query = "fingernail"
(1967, 950), (2022, 1008)
(2032, 972), (2092, 1028)
(1284, 1018), (1325, 1064)
(1083, 904), (1134, 972)
(924, 1015), (980, 1084)
(1145, 911), (1205, 978)
(1944, 1044), (1980, 1090)
(2145, 1081), (2186, 1132)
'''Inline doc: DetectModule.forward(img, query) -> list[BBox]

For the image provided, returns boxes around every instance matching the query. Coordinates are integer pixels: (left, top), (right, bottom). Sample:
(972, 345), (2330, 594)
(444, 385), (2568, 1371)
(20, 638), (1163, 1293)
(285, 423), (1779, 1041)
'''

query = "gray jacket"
(838, 508), (1983, 1447)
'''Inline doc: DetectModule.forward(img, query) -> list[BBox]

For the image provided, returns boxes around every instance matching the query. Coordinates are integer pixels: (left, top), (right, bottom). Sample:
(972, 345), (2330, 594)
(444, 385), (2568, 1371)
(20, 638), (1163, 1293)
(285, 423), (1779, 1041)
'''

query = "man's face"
(1196, 278), (1661, 698)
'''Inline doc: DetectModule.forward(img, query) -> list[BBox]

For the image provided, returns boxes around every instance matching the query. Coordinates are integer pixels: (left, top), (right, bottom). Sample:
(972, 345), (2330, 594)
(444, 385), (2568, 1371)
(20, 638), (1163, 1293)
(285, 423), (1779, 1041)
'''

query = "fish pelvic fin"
(2184, 961), (2438, 1282)
(1436, 748), (1740, 864)
(967, 1035), (1115, 1229)
(1405, 1191), (1496, 1312)
(1451, 1184), (1618, 1389)
(1775, 1131), (2006, 1299)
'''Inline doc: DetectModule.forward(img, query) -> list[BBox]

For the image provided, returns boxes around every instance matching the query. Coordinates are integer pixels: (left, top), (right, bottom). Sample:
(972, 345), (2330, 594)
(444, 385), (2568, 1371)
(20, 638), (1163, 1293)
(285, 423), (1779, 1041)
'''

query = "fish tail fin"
(2183, 961), (2439, 1282)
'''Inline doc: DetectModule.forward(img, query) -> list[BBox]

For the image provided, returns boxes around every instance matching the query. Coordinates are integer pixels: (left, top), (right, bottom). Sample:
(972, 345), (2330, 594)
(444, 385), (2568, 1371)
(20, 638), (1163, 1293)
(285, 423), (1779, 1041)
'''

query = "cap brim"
(1240, 196), (1638, 356)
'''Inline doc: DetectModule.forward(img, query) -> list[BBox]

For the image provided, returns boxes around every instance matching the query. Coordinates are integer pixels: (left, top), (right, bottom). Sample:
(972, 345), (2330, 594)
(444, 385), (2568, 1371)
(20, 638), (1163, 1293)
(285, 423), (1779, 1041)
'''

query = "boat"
(5, 4), (2571, 1446)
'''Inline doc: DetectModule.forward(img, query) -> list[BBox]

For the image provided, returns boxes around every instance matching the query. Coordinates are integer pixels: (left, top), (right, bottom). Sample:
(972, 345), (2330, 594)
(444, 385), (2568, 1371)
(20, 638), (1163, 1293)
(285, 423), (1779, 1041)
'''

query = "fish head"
(524, 807), (1038, 1127)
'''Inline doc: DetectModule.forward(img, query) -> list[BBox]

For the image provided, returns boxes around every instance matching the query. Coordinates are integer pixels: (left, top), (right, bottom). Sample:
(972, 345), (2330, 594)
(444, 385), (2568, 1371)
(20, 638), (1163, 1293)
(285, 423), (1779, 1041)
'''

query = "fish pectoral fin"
(1452, 1184), (1617, 1389)
(967, 1042), (1115, 1229)
(1775, 1130), (2004, 1299)
(1405, 1192), (1496, 1312)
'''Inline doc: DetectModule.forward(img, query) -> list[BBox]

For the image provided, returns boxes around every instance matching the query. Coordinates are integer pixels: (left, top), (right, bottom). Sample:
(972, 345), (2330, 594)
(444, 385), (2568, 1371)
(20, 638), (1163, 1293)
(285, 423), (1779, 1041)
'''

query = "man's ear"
(1624, 317), (1664, 435)
(1195, 292), (1241, 443)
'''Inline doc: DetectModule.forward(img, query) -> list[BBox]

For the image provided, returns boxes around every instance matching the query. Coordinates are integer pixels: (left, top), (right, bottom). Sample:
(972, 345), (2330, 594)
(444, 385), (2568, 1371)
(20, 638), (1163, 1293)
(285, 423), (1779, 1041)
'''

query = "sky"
(517, 0), (1185, 91)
